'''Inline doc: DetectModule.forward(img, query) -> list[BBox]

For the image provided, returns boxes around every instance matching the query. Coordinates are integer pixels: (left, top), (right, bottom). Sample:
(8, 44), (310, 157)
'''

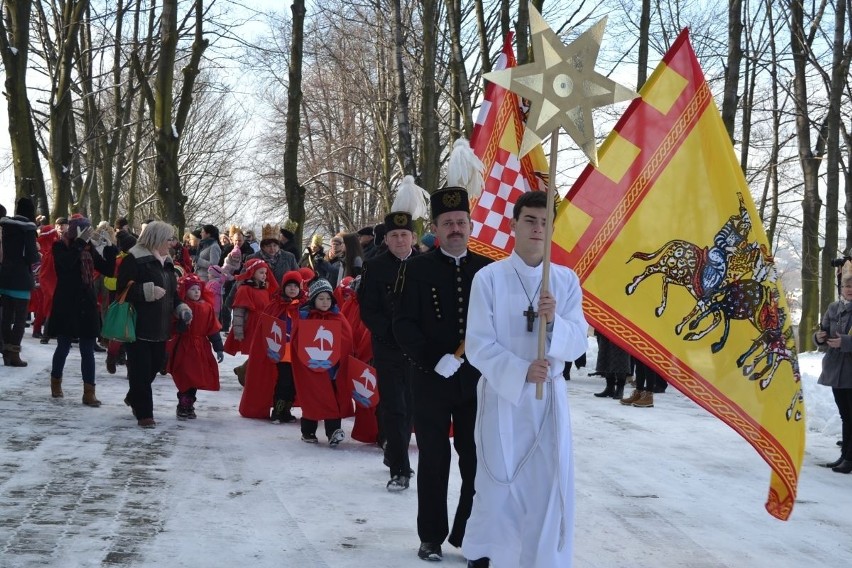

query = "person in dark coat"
(392, 187), (492, 561)
(814, 272), (852, 473)
(358, 211), (419, 492)
(117, 221), (192, 428)
(358, 226), (378, 259)
(279, 226), (301, 260)
(593, 329), (631, 399)
(47, 215), (117, 405)
(0, 197), (39, 367)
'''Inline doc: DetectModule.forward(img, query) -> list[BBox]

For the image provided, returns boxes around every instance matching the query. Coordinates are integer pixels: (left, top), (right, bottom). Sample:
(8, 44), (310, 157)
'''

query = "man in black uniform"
(358, 211), (418, 492)
(393, 187), (492, 562)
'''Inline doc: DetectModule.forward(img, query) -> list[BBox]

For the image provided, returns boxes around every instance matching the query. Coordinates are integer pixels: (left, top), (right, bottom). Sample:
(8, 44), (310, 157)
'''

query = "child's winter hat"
(178, 273), (215, 306)
(282, 270), (303, 287)
(308, 279), (334, 304)
(236, 258), (269, 281)
(208, 264), (224, 278)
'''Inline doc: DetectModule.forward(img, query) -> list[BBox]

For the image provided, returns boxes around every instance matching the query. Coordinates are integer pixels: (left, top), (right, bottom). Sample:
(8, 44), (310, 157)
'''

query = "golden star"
(483, 5), (637, 164)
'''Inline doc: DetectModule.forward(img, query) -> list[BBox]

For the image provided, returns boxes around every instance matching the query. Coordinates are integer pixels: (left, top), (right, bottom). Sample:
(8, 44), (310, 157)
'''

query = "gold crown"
(261, 223), (279, 242)
(228, 224), (243, 238)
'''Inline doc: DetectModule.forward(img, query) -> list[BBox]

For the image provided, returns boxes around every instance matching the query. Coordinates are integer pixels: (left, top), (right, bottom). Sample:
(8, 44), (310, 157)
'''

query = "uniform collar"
(439, 247), (468, 265)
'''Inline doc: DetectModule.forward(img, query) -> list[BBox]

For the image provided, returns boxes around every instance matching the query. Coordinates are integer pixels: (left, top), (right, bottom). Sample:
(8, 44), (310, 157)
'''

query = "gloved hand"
(77, 226), (94, 243)
(216, 351), (224, 363)
(152, 286), (166, 300)
(434, 353), (462, 378)
(181, 309), (192, 324)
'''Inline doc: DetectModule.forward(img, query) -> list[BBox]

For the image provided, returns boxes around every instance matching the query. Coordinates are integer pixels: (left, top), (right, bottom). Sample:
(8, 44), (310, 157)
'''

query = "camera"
(830, 256), (852, 267)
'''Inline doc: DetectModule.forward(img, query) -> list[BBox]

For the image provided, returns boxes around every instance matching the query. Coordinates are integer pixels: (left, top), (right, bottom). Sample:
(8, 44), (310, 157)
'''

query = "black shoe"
(301, 433), (318, 444)
(823, 456), (845, 468)
(176, 404), (190, 420)
(329, 428), (345, 447)
(387, 475), (410, 492)
(838, 440), (844, 447)
(40, 336), (50, 345)
(418, 542), (442, 561)
(832, 460), (852, 473)
(467, 559), (490, 568)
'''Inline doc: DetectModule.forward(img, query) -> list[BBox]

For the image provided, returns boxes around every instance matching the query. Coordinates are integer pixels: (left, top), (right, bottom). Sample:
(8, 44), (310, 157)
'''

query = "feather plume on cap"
(390, 175), (430, 221)
(446, 137), (484, 199)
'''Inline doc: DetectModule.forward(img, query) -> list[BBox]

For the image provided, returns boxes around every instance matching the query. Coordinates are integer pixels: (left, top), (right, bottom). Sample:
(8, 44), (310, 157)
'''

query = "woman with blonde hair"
(117, 221), (192, 428)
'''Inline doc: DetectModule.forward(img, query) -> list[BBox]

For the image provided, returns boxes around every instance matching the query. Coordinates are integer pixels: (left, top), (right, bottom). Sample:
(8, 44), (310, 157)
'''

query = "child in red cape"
(31, 224), (59, 339)
(239, 269), (305, 421)
(166, 274), (224, 419)
(291, 278), (354, 446)
(224, 258), (277, 384)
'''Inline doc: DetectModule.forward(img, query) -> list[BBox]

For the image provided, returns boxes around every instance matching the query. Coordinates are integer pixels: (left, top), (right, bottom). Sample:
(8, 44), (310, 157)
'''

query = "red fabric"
(341, 297), (372, 362)
(239, 312), (285, 418)
(166, 299), (221, 392)
(351, 405), (379, 444)
(37, 237), (58, 320)
(223, 284), (274, 355)
(291, 308), (355, 421)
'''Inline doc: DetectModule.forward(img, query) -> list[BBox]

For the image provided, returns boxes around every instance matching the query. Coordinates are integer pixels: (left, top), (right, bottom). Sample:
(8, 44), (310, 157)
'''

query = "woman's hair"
(342, 232), (365, 277)
(138, 220), (175, 251)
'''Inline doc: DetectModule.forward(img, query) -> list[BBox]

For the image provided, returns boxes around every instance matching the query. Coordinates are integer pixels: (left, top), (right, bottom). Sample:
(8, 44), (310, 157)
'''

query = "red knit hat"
(235, 258), (279, 294)
(281, 270), (303, 286)
(178, 273), (215, 307)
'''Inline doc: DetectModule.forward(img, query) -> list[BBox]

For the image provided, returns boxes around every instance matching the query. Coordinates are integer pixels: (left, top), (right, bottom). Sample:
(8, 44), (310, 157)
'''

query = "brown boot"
(620, 389), (642, 405)
(82, 383), (102, 407)
(632, 391), (655, 408)
(3, 345), (28, 367)
(51, 376), (64, 398)
(234, 362), (247, 387)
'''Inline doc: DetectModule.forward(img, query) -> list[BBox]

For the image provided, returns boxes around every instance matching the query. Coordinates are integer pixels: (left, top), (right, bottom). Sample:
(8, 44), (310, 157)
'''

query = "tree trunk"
(0, 0), (48, 215)
(721, 0), (742, 144)
(284, 0), (306, 248)
(392, 0), (416, 177)
(790, 0), (824, 348)
(419, 0), (440, 193)
(820, 0), (849, 314)
(474, 0), (491, 74)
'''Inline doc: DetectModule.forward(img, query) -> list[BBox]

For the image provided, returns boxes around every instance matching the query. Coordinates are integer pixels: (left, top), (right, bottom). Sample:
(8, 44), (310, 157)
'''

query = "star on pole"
(483, 5), (638, 164)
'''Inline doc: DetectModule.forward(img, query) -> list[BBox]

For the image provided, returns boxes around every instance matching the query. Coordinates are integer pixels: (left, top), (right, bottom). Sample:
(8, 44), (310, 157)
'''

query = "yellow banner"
(552, 30), (804, 520)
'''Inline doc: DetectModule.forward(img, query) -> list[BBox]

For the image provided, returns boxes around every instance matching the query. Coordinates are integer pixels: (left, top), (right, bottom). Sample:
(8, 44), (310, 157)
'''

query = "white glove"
(152, 286), (166, 300)
(77, 226), (94, 242)
(434, 353), (462, 378)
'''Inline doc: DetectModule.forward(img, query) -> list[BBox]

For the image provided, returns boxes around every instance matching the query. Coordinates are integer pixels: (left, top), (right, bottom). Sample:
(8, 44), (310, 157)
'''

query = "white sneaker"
(329, 428), (345, 447)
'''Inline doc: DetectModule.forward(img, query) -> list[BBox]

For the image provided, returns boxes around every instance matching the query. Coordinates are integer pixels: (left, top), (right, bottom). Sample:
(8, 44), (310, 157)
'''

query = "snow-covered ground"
(0, 334), (849, 568)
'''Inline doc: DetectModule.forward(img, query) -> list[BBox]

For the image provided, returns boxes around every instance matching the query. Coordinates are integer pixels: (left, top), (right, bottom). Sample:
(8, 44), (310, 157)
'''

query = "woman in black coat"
(0, 198), (39, 367)
(117, 221), (191, 428)
(48, 215), (117, 405)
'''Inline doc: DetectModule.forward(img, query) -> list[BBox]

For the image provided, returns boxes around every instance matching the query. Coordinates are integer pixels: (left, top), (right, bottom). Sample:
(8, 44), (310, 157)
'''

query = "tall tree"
(721, 0), (742, 144)
(789, 0), (826, 348)
(0, 0), (48, 214)
(419, 0), (440, 192)
(283, 0), (307, 247)
(133, 0), (208, 231)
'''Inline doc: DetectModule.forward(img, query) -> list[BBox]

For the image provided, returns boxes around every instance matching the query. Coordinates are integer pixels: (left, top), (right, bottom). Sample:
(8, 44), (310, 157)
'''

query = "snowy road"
(0, 336), (849, 567)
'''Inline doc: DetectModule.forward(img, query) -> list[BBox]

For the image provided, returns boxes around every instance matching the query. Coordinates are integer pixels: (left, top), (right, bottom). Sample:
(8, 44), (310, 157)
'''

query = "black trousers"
(274, 362), (296, 402)
(833, 388), (852, 459)
(374, 345), (413, 478)
(1, 295), (29, 347)
(412, 378), (477, 547)
(126, 340), (166, 420)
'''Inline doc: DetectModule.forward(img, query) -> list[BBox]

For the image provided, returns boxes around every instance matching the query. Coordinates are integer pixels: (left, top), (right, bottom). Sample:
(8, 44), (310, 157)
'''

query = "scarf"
(80, 242), (94, 286)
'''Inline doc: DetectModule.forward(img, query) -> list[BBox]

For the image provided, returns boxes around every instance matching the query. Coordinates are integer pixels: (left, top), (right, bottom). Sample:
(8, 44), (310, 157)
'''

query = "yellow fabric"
(552, 31), (804, 520)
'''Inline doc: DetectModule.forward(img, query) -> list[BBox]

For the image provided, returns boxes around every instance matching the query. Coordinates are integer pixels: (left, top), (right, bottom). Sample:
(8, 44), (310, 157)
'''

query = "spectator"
(194, 224), (221, 282)
(0, 198), (39, 367)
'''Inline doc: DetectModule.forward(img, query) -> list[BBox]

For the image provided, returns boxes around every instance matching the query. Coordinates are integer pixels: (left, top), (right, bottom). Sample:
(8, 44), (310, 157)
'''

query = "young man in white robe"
(462, 190), (588, 568)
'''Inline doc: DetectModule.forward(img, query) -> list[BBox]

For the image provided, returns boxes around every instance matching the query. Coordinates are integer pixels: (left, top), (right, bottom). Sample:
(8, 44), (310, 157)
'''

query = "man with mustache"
(393, 186), (492, 563)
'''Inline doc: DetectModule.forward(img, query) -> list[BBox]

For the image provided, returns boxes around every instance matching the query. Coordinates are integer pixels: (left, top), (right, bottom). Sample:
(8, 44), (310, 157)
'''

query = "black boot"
(594, 375), (616, 398)
(832, 460), (852, 473)
(612, 375), (626, 399)
(833, 422), (852, 472)
(824, 456), (845, 468)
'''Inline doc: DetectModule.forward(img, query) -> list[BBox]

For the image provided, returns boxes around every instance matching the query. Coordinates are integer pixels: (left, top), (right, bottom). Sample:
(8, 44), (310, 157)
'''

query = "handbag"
(102, 280), (137, 342)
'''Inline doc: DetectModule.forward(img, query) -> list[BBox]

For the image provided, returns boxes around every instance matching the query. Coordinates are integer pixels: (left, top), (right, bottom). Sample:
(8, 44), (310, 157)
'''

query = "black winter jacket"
(117, 244), (188, 342)
(0, 215), (39, 292)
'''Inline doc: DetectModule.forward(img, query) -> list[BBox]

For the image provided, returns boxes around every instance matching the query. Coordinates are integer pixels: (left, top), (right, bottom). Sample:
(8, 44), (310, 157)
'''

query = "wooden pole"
(536, 129), (559, 400)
